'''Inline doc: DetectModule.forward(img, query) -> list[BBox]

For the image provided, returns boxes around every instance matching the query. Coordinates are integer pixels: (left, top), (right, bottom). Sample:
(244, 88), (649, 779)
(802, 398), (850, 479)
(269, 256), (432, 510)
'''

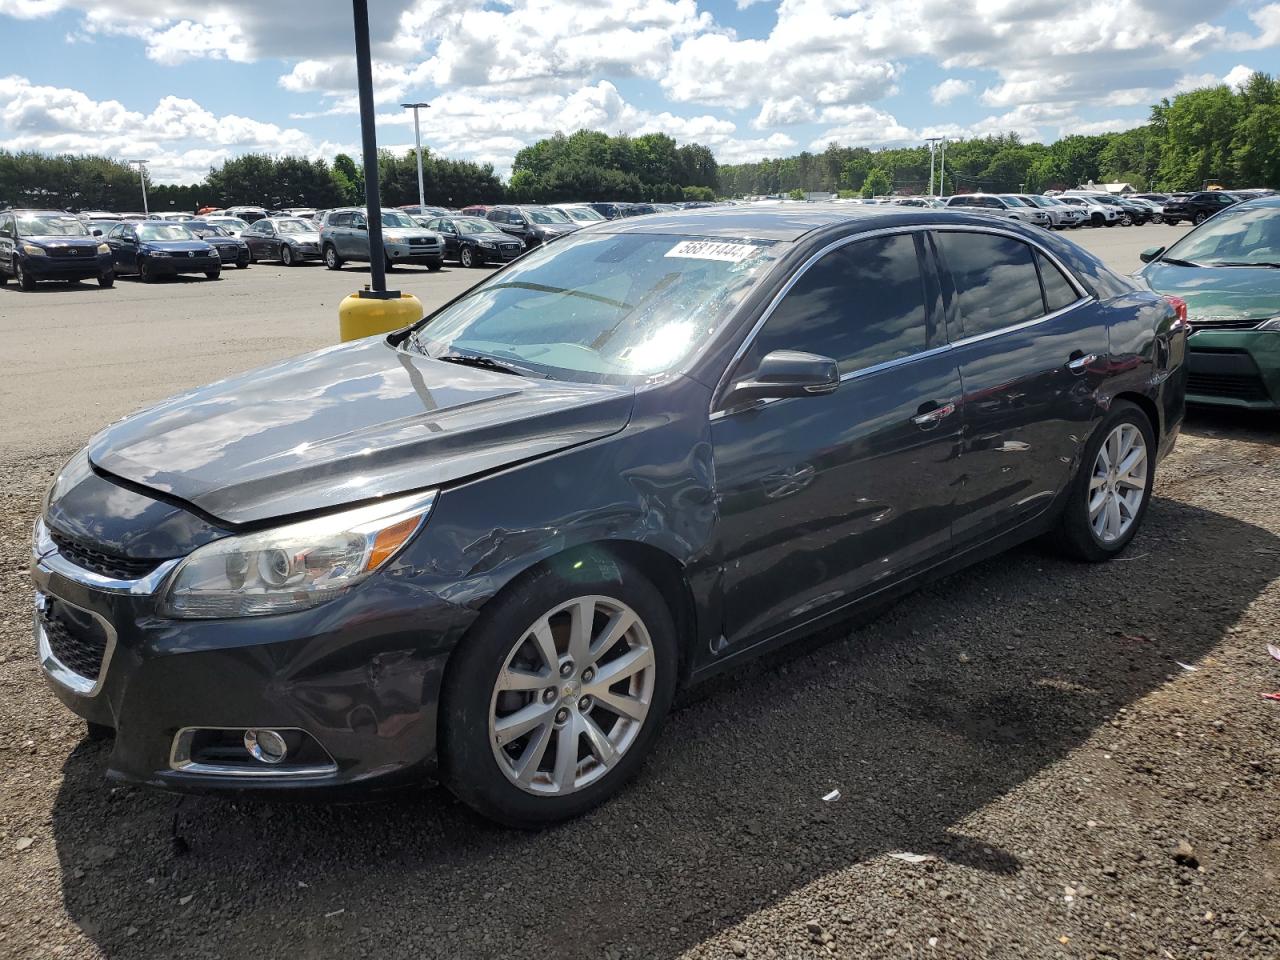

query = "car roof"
(594, 202), (944, 241)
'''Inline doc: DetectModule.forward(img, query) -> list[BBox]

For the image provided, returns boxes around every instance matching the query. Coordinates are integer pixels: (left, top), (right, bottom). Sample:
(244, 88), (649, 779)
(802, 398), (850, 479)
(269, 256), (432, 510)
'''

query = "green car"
(1137, 196), (1280, 410)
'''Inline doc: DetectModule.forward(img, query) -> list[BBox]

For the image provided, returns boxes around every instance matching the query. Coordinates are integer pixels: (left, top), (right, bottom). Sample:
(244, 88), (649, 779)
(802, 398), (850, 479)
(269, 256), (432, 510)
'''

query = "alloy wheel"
(488, 595), (656, 796)
(1088, 423), (1147, 543)
(282, 245), (293, 266)
(460, 246), (473, 268)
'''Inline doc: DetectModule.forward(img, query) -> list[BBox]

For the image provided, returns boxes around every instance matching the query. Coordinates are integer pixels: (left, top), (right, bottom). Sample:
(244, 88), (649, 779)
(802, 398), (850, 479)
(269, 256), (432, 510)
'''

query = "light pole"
(938, 139), (950, 197)
(401, 101), (430, 211)
(924, 137), (942, 195)
(128, 159), (150, 215)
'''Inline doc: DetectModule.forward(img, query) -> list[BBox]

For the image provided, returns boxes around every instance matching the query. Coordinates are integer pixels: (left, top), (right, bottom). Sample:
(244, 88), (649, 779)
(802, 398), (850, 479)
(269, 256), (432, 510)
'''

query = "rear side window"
(1036, 251), (1080, 312)
(752, 233), (930, 375)
(937, 232), (1044, 338)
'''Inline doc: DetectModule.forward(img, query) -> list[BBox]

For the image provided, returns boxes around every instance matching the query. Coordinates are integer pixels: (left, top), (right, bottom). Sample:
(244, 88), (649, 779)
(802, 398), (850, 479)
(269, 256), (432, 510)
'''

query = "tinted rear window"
(938, 232), (1044, 338)
(1036, 251), (1079, 312)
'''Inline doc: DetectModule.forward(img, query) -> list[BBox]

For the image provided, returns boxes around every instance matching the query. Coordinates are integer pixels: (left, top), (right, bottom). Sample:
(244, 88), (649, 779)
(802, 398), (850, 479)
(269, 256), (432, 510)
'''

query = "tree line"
(720, 71), (1280, 197)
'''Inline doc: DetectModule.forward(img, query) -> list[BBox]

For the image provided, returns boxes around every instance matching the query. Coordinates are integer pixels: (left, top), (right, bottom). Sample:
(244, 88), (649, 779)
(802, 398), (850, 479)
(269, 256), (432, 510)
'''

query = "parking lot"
(2, 223), (1278, 959)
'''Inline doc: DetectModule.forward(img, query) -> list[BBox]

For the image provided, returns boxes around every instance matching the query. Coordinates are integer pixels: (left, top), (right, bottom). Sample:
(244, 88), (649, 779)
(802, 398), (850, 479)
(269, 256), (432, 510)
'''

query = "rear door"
(712, 230), (964, 650)
(932, 227), (1108, 548)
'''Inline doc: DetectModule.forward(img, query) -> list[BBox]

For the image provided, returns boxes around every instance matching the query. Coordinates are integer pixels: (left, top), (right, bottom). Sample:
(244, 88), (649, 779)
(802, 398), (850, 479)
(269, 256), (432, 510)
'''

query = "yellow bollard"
(338, 290), (424, 342)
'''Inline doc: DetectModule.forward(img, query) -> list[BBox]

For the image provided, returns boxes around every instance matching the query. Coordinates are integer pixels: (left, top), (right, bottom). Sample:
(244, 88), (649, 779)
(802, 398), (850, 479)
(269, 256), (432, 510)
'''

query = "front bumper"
(385, 241), (443, 265)
(31, 531), (471, 797)
(212, 245), (248, 264)
(24, 252), (114, 279)
(1185, 330), (1280, 409)
(146, 255), (222, 275)
(290, 244), (323, 261)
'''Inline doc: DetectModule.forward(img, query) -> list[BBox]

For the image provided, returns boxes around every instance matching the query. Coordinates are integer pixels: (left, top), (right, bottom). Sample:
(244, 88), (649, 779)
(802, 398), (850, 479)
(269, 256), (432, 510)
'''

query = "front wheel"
(1120, 214), (1133, 226)
(15, 260), (36, 291)
(324, 246), (342, 270)
(441, 556), (679, 828)
(1193, 212), (1208, 225)
(138, 259), (155, 283)
(460, 246), (476, 268)
(205, 270), (220, 280)
(427, 259), (442, 272)
(281, 245), (294, 267)
(1052, 401), (1156, 562)
(98, 272), (114, 288)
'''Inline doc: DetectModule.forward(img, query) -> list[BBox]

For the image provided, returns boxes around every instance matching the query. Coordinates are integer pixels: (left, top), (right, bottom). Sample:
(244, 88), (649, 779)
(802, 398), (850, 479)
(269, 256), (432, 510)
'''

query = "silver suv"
(1055, 195), (1121, 227)
(320, 207), (443, 271)
(1016, 195), (1086, 229)
(943, 194), (1051, 227)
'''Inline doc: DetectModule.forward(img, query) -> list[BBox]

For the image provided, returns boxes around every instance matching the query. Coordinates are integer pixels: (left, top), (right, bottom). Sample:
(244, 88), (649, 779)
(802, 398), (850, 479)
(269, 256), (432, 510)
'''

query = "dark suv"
(0, 209), (115, 290)
(1161, 192), (1242, 226)
(486, 205), (581, 248)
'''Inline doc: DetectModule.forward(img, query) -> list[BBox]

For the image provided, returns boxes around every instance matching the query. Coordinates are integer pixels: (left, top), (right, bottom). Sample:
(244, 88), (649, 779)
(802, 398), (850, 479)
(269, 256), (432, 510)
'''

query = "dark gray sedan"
(33, 205), (1186, 827)
(243, 217), (323, 266)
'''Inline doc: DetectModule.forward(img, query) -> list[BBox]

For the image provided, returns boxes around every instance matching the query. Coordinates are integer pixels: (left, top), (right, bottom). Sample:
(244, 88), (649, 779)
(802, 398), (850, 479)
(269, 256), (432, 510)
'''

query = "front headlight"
(476, 239), (496, 247)
(146, 248), (171, 257)
(162, 490), (436, 618)
(22, 243), (47, 257)
(97, 243), (110, 254)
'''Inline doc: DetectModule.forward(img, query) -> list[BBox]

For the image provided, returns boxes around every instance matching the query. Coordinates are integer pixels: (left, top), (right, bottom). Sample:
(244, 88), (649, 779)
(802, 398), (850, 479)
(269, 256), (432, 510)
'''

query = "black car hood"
(89, 338), (635, 526)
(26, 235), (100, 248)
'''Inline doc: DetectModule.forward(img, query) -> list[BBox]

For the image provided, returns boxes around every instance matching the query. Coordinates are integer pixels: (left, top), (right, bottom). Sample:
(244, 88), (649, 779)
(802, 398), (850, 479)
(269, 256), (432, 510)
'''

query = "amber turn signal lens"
(365, 515), (421, 571)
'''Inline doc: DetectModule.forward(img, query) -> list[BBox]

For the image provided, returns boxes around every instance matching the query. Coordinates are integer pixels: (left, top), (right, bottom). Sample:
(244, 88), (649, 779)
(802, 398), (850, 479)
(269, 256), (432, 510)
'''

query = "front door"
(931, 228), (1110, 548)
(712, 231), (963, 651)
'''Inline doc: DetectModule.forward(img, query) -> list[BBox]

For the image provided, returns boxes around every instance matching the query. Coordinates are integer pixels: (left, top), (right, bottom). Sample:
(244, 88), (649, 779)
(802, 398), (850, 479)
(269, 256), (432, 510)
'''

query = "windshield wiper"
(433, 353), (526, 376)
(1159, 257), (1202, 268)
(1203, 261), (1280, 268)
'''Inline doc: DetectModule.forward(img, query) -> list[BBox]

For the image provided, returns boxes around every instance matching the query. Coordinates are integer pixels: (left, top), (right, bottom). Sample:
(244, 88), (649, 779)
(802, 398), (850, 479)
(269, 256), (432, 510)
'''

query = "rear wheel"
(441, 555), (679, 828)
(1119, 214), (1133, 226)
(1053, 400), (1155, 562)
(324, 245), (342, 270)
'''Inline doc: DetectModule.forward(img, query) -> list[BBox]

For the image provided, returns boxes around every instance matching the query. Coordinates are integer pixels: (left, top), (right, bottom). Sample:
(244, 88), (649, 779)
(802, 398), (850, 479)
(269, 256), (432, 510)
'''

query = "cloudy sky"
(1, 0), (1277, 183)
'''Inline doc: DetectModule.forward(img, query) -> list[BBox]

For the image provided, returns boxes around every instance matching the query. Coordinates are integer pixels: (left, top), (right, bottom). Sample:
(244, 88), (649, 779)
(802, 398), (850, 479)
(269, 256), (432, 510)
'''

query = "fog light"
(244, 728), (288, 764)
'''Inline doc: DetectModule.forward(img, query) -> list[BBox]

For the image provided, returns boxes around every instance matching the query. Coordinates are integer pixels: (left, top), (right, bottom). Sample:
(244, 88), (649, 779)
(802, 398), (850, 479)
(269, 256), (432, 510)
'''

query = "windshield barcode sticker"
(665, 240), (760, 262)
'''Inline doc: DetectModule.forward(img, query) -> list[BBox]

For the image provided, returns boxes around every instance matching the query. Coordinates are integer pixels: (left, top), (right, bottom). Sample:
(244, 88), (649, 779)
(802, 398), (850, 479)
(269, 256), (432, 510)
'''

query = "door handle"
(1066, 352), (1097, 373)
(912, 401), (956, 429)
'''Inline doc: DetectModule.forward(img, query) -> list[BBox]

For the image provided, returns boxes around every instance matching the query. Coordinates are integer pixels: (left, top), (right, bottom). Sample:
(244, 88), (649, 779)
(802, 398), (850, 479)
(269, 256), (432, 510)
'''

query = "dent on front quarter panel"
(403, 378), (719, 644)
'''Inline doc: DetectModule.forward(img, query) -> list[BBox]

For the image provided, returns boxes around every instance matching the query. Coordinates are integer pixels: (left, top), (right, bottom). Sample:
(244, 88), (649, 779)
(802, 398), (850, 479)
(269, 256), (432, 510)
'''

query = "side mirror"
(355, 222), (367, 231)
(92, 228), (103, 236)
(1139, 246), (1165, 264)
(725, 350), (840, 406)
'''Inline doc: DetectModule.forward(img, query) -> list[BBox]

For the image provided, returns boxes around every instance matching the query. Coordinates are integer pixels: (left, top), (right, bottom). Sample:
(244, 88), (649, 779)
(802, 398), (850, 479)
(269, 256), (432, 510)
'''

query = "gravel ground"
(1, 224), (1278, 959)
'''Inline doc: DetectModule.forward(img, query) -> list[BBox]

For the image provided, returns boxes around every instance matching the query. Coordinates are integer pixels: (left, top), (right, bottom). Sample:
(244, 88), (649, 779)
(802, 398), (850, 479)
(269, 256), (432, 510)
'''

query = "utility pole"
(352, 0), (389, 296)
(939, 139), (948, 197)
(924, 137), (942, 195)
(128, 159), (150, 215)
(401, 102), (430, 211)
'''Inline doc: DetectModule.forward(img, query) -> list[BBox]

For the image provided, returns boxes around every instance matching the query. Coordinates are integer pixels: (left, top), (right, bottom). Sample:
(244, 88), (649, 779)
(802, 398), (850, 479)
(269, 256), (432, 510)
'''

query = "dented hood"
(89, 337), (634, 525)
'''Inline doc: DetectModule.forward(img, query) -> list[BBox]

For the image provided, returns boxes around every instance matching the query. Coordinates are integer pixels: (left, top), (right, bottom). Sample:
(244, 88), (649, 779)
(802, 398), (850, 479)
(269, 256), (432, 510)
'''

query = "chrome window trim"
(169, 726), (339, 779)
(33, 517), (182, 596)
(34, 590), (117, 697)
(709, 222), (1093, 420)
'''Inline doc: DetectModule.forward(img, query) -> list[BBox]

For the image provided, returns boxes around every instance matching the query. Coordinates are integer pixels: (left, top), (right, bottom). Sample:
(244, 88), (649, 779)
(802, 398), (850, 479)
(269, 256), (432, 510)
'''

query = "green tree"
(861, 168), (891, 198)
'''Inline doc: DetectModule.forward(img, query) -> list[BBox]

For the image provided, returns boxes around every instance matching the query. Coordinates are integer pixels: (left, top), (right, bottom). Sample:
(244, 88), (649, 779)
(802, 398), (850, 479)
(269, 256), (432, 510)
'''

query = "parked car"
(1126, 197), (1163, 223)
(319, 207), (443, 271)
(1017, 195), (1086, 229)
(281, 208), (317, 220)
(223, 206), (269, 224)
(151, 212), (195, 222)
(550, 204), (609, 224)
(944, 194), (1051, 227)
(0, 209), (114, 290)
(423, 215), (524, 267)
(87, 218), (124, 238)
(1160, 191), (1244, 226)
(400, 204), (452, 218)
(32, 205), (1185, 826)
(243, 217), (323, 266)
(460, 204), (492, 217)
(185, 220), (251, 269)
(584, 201), (636, 220)
(485, 205), (582, 248)
(104, 221), (220, 282)
(1056, 195), (1122, 227)
(1137, 195), (1280, 409)
(201, 216), (250, 237)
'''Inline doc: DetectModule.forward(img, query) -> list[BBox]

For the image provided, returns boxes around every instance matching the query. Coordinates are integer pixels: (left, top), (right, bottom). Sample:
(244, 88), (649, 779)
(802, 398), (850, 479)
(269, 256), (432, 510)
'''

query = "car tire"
(15, 259), (36, 291)
(205, 269), (220, 280)
(384, 256), (395, 273)
(1193, 212), (1208, 225)
(281, 245), (294, 267)
(236, 256), (249, 269)
(248, 247), (257, 264)
(440, 553), (679, 829)
(85, 721), (114, 741)
(98, 272), (114, 288)
(324, 246), (342, 270)
(1052, 400), (1156, 563)
(1091, 213), (1104, 227)
(460, 246), (475, 268)
(0, 265), (7, 285)
(1120, 214), (1133, 226)
(427, 259), (442, 272)
(138, 259), (155, 283)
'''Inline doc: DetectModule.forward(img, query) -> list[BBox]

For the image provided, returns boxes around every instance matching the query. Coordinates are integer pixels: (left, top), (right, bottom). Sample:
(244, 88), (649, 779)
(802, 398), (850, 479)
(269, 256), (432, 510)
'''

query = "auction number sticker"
(665, 239), (761, 262)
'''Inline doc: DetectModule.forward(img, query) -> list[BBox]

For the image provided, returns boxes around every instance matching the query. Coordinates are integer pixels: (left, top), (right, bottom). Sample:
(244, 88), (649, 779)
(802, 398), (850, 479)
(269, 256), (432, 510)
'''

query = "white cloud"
(930, 78), (972, 105)
(1222, 63), (1255, 88)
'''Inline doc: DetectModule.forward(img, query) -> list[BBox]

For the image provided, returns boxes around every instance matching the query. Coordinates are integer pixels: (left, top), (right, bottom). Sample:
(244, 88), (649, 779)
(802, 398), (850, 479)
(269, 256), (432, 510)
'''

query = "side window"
(1036, 251), (1080, 313)
(937, 232), (1044, 338)
(0, 215), (12, 238)
(982, 197), (1002, 209)
(751, 233), (930, 376)
(486, 209), (502, 222)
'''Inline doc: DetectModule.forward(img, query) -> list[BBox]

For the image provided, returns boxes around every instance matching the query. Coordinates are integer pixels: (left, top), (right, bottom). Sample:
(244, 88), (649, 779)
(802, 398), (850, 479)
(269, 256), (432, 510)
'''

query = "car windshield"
(1000, 196), (1026, 206)
(409, 232), (781, 381)
(188, 224), (229, 237)
(457, 219), (502, 234)
(1160, 204), (1280, 267)
(17, 214), (88, 237)
(562, 207), (606, 222)
(209, 218), (247, 230)
(381, 211), (416, 228)
(276, 219), (313, 234)
(523, 208), (572, 224)
(137, 224), (195, 241)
